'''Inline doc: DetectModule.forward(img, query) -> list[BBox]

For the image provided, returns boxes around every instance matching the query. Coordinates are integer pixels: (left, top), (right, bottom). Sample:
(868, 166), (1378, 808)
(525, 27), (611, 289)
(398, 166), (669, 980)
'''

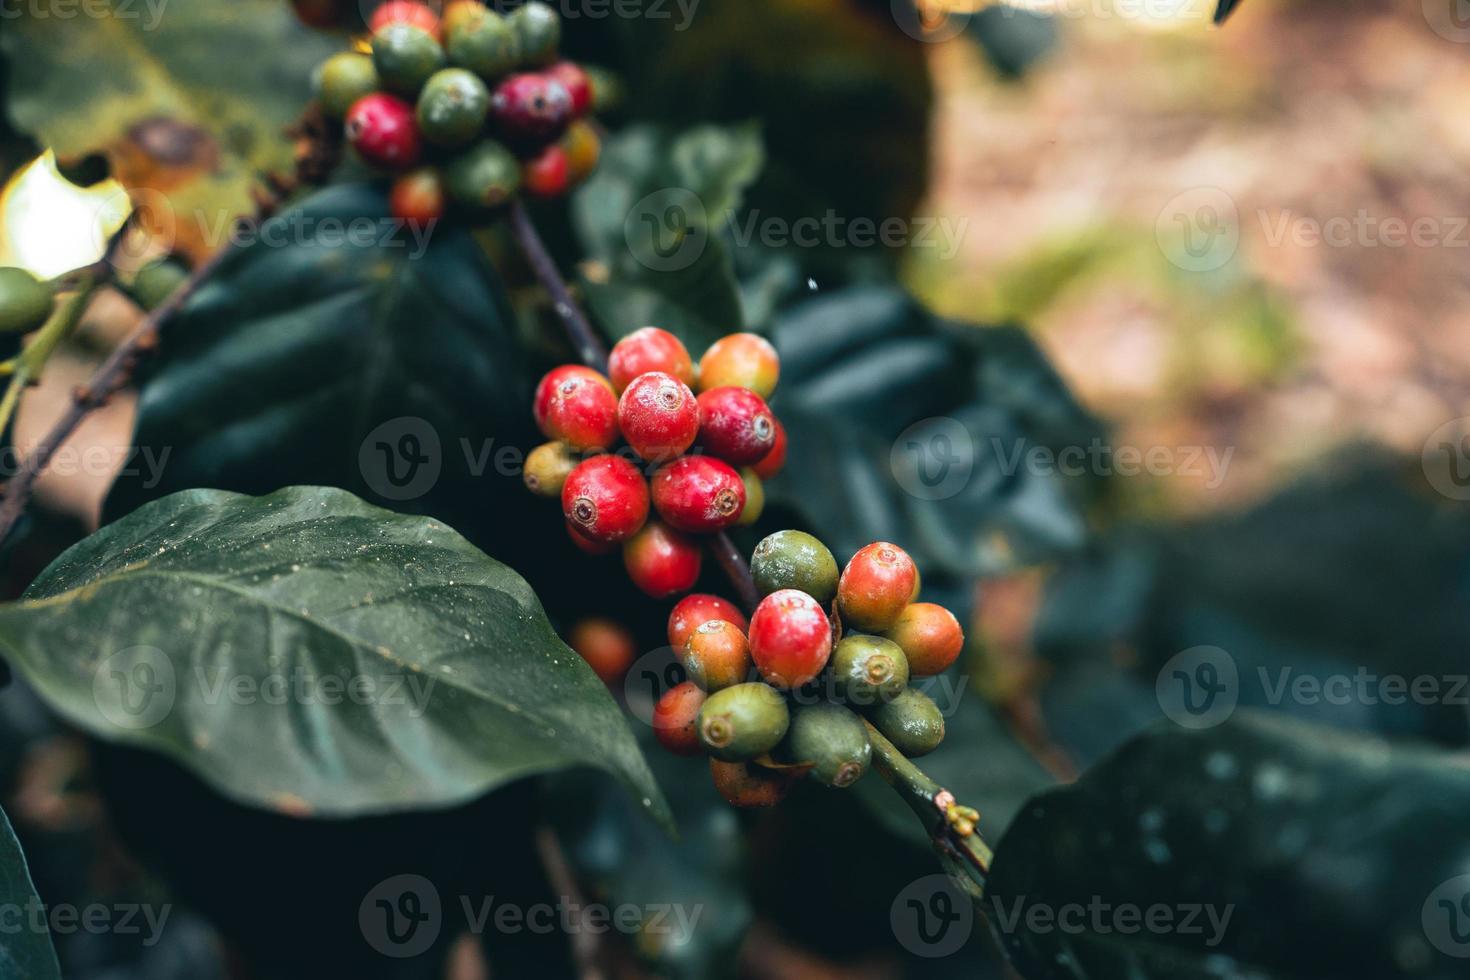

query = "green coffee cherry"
(129, 258), (189, 312)
(315, 52), (380, 119)
(445, 139), (520, 209)
(446, 6), (520, 80)
(785, 703), (870, 788)
(870, 688), (944, 758)
(372, 23), (446, 95)
(416, 68), (490, 146)
(831, 634), (908, 707)
(750, 530), (839, 603)
(697, 682), (789, 762)
(0, 268), (55, 334)
(512, 1), (560, 66)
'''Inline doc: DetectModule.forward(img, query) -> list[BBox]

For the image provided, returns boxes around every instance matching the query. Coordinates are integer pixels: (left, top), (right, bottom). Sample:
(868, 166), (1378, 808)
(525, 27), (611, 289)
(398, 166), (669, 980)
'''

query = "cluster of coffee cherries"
(313, 0), (602, 222)
(652, 532), (964, 808)
(522, 328), (787, 597)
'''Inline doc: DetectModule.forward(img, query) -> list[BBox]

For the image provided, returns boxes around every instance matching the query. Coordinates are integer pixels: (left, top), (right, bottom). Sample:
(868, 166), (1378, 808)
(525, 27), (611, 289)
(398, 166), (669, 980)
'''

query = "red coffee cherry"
(837, 541), (917, 632)
(884, 602), (964, 676)
(618, 371), (699, 462)
(697, 386), (776, 465)
(535, 365), (618, 450)
(388, 167), (446, 225)
(651, 456), (745, 533)
(623, 520), (702, 597)
(534, 365), (610, 430)
(752, 418), (787, 480)
(491, 72), (573, 145)
(369, 0), (442, 40)
(544, 61), (593, 116)
(566, 520), (615, 555)
(608, 327), (695, 393)
(522, 143), (570, 198)
(562, 455), (649, 542)
(748, 589), (833, 688)
(653, 682), (706, 756)
(709, 758), (796, 807)
(698, 332), (779, 398)
(667, 593), (749, 649)
(680, 620), (752, 691)
(567, 617), (636, 685)
(345, 93), (423, 171)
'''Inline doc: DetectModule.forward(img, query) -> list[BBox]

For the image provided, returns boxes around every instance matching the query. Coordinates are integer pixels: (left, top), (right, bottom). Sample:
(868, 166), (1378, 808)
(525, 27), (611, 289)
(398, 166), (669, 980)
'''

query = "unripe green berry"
(784, 703), (870, 788)
(524, 441), (578, 497)
(446, 139), (520, 210)
(129, 257), (189, 312)
(446, 5), (520, 79)
(315, 52), (380, 119)
(372, 22), (446, 95)
(697, 682), (789, 762)
(831, 634), (909, 707)
(869, 688), (944, 757)
(0, 268), (54, 334)
(416, 68), (490, 146)
(750, 530), (838, 603)
(512, 1), (560, 66)
(735, 468), (764, 527)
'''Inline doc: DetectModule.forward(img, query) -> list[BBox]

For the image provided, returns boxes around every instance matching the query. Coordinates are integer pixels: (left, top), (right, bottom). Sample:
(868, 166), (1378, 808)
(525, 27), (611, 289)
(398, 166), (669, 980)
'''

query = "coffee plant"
(0, 0), (1466, 978)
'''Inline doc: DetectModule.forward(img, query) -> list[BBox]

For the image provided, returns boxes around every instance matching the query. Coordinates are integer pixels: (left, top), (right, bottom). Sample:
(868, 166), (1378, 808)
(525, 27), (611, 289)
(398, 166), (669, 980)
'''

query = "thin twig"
(507, 199), (610, 372)
(533, 826), (607, 980)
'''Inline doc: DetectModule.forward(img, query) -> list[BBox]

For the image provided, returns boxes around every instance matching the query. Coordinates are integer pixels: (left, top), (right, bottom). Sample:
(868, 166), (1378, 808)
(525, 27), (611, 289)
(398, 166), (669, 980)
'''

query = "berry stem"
(0, 275), (103, 441)
(506, 198), (610, 373)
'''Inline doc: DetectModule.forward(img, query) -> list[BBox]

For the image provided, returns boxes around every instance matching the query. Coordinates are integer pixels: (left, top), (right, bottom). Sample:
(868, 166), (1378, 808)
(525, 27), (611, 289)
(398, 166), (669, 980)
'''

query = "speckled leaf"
(0, 805), (60, 980)
(0, 486), (671, 827)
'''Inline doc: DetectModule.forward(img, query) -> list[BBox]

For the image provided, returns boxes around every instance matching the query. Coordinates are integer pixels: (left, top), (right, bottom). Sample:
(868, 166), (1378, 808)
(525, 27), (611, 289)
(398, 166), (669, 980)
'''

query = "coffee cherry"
(837, 541), (917, 632)
(345, 93), (423, 170)
(442, 0), (486, 36)
(521, 143), (570, 198)
(369, 0), (442, 40)
(511, 0), (561, 66)
(445, 4), (519, 79)
(491, 72), (572, 145)
(869, 688), (945, 757)
(567, 617), (635, 684)
(667, 593), (748, 649)
(698, 332), (779, 397)
(388, 167), (446, 224)
(0, 268), (53, 334)
(653, 682), (706, 756)
(697, 386), (776, 465)
(623, 521), (701, 598)
(651, 456), (745, 533)
(618, 371), (699, 462)
(533, 365), (611, 429)
(562, 455), (648, 542)
(372, 22), (446, 95)
(315, 52), (379, 119)
(567, 520), (615, 555)
(537, 366), (618, 450)
(785, 703), (870, 788)
(128, 258), (188, 312)
(884, 602), (963, 676)
(751, 418), (787, 479)
(560, 119), (602, 184)
(445, 138), (520, 208)
(748, 589), (832, 688)
(736, 468), (764, 526)
(416, 68), (490, 146)
(697, 682), (789, 761)
(709, 759), (796, 808)
(545, 61), (592, 116)
(750, 530), (838, 603)
(831, 634), (909, 707)
(523, 440), (579, 497)
(681, 620), (752, 691)
(608, 327), (694, 392)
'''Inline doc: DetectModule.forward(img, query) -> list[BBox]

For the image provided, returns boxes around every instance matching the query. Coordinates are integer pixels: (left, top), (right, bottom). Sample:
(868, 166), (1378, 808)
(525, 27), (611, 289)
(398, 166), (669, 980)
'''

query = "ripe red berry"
(369, 0), (442, 40)
(608, 327), (695, 393)
(838, 541), (917, 632)
(667, 593), (749, 649)
(544, 61), (593, 116)
(618, 371), (699, 462)
(653, 682), (706, 756)
(748, 589), (833, 688)
(681, 619), (752, 691)
(534, 365), (610, 430)
(697, 386), (776, 465)
(698, 333), (779, 398)
(388, 167), (445, 225)
(562, 455), (649, 542)
(623, 521), (702, 598)
(651, 455), (745, 533)
(491, 72), (572, 145)
(522, 143), (570, 198)
(567, 617), (636, 685)
(709, 758), (797, 807)
(566, 520), (615, 555)
(535, 366), (618, 450)
(345, 93), (422, 171)
(884, 602), (964, 676)
(752, 418), (787, 479)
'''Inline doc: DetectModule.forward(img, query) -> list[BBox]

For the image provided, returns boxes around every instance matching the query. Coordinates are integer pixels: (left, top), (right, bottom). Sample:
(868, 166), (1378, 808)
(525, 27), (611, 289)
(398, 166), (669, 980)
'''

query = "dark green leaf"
(0, 804), (60, 980)
(0, 486), (670, 826)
